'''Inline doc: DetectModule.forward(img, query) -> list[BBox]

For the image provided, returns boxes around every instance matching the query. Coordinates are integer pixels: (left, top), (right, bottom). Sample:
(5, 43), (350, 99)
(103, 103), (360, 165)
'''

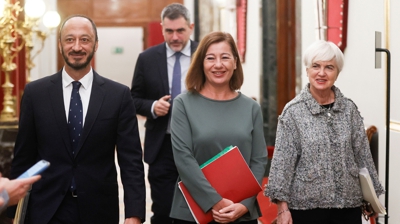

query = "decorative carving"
(326, 0), (348, 52)
(236, 0), (247, 62)
(316, 0), (348, 52)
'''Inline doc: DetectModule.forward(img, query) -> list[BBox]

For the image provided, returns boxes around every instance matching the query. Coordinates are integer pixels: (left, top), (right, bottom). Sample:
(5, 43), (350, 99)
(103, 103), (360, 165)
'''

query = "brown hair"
(186, 31), (244, 92)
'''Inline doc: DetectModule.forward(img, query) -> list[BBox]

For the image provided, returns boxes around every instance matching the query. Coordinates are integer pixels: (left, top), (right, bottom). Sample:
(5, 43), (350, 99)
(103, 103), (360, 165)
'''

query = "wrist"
(277, 208), (290, 216)
(276, 200), (288, 209)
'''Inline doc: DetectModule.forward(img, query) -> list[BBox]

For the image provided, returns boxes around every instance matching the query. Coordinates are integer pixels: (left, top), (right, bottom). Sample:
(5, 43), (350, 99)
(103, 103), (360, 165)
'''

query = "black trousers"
(47, 193), (81, 224)
(290, 207), (362, 224)
(148, 134), (179, 224)
(173, 219), (258, 224)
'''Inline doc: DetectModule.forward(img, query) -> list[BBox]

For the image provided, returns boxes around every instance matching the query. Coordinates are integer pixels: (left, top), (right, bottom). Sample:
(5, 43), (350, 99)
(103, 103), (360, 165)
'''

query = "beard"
(62, 46), (95, 71)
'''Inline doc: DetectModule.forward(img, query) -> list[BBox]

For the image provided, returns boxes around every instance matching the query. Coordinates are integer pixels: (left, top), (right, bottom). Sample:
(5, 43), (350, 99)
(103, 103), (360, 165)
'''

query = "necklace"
(320, 102), (334, 117)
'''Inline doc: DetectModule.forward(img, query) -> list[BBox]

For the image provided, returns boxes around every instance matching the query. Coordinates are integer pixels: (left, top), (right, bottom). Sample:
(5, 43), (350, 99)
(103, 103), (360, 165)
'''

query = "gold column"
(0, 0), (60, 121)
(0, 0), (24, 122)
(22, 16), (44, 83)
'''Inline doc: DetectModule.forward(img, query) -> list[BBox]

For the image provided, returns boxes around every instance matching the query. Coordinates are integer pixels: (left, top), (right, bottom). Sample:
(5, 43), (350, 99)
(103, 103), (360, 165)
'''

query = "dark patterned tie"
(171, 52), (182, 101)
(68, 81), (83, 153)
(68, 81), (82, 194)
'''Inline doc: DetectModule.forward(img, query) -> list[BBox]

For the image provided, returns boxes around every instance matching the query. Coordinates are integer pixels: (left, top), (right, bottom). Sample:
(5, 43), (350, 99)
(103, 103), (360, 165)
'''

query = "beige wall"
(29, 0), (59, 80)
(239, 1), (262, 101)
(96, 27), (143, 88)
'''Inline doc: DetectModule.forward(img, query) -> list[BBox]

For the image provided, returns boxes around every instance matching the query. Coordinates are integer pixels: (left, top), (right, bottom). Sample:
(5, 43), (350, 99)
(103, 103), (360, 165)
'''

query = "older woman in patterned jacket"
(265, 40), (384, 224)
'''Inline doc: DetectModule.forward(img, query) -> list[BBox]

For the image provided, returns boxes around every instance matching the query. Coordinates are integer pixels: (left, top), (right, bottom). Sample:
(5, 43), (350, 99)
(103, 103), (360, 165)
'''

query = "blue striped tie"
(171, 52), (182, 101)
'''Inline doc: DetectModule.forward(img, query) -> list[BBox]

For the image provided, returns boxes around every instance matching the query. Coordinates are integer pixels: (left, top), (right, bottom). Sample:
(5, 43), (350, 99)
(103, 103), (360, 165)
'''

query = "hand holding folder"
(178, 146), (262, 224)
(359, 167), (386, 215)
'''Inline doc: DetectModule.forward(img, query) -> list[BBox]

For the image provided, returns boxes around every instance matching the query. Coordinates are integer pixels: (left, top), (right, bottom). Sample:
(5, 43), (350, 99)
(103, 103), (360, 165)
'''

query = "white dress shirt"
(166, 41), (191, 96)
(151, 41), (192, 119)
(62, 68), (93, 126)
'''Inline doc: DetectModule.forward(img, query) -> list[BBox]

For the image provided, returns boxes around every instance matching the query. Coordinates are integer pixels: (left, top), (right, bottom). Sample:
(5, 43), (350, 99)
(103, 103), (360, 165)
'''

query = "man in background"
(8, 15), (145, 223)
(130, 3), (198, 224)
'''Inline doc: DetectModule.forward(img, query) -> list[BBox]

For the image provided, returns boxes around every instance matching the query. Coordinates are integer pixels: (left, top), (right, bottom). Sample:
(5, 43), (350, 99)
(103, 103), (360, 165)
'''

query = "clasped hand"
(275, 210), (292, 224)
(154, 95), (171, 117)
(211, 198), (248, 223)
(275, 201), (292, 224)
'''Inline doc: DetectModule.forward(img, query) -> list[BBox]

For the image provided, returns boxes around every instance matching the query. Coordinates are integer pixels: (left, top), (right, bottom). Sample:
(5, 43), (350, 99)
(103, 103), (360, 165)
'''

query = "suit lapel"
(74, 72), (105, 157)
(157, 44), (169, 94)
(190, 40), (199, 55)
(48, 72), (73, 158)
(156, 41), (197, 95)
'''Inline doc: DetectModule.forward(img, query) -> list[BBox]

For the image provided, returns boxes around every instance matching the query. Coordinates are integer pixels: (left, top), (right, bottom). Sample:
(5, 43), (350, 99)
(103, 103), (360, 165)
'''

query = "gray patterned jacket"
(265, 84), (384, 209)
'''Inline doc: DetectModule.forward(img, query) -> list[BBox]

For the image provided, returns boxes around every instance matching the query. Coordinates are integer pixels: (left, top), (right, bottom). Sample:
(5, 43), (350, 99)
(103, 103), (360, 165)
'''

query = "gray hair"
(161, 3), (191, 24)
(303, 40), (344, 73)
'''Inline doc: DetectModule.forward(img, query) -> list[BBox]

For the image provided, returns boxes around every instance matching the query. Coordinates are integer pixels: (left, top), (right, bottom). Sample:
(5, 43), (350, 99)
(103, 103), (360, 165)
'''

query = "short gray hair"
(161, 3), (191, 24)
(303, 40), (344, 73)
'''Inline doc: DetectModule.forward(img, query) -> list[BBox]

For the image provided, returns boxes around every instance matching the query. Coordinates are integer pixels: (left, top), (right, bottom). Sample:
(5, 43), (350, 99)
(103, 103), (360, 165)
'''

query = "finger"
(29, 175), (41, 181)
(154, 102), (170, 115)
(159, 107), (170, 114)
(23, 175), (41, 184)
(159, 101), (171, 108)
(211, 209), (220, 215)
(219, 205), (234, 213)
(217, 217), (230, 223)
(156, 100), (170, 109)
(160, 95), (171, 101)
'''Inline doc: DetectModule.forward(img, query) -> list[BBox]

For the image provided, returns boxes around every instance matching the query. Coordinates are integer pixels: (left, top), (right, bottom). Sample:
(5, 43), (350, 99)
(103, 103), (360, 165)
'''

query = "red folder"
(178, 146), (262, 224)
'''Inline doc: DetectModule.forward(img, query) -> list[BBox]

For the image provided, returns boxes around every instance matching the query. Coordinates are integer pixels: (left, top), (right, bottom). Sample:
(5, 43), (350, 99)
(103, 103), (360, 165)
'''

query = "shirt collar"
(302, 83), (345, 115)
(62, 67), (93, 90)
(166, 41), (191, 58)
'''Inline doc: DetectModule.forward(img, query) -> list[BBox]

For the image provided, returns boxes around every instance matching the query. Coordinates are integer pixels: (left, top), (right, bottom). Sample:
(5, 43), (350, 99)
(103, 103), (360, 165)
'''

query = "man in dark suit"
(7, 15), (145, 224)
(130, 3), (198, 224)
